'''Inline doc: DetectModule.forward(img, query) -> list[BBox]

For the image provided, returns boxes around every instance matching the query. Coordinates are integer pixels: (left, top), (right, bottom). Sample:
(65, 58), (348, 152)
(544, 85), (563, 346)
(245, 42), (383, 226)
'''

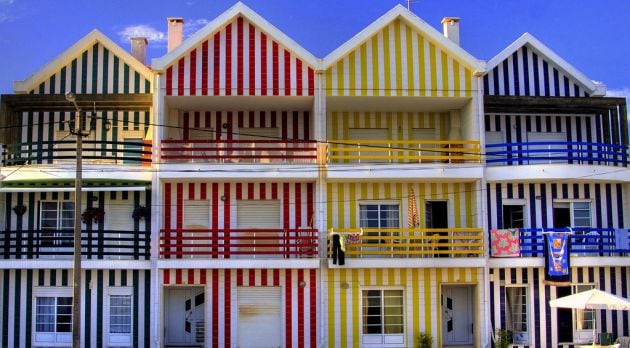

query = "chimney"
(441, 17), (460, 45)
(167, 17), (184, 52)
(130, 37), (148, 65)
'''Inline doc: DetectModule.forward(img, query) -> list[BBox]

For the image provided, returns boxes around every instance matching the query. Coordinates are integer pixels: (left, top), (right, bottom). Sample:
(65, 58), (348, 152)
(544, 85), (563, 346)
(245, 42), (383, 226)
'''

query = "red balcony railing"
(159, 227), (318, 259)
(160, 140), (317, 164)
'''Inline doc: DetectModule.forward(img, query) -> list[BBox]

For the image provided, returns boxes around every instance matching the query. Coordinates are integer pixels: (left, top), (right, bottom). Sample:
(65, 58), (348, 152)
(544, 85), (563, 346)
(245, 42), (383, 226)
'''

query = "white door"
(442, 286), (473, 346)
(527, 131), (566, 163)
(165, 287), (205, 346)
(237, 287), (282, 348)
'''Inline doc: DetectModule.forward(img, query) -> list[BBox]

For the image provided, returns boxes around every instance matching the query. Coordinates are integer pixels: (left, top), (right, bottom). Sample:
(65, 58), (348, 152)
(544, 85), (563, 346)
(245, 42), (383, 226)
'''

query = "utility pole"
(66, 92), (89, 348)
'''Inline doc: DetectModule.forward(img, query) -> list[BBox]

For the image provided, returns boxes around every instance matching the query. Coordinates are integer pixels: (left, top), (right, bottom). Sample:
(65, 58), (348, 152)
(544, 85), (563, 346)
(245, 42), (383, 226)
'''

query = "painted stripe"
(486, 45), (587, 96)
(164, 16), (314, 96)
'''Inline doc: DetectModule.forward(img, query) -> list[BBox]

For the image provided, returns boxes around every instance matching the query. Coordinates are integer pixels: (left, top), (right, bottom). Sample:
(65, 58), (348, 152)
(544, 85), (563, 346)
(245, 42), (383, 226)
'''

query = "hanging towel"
(616, 229), (629, 251)
(490, 228), (521, 257)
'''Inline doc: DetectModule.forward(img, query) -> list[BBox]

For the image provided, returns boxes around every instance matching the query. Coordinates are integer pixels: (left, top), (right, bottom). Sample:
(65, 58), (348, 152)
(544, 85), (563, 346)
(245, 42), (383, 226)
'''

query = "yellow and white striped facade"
(325, 18), (475, 97)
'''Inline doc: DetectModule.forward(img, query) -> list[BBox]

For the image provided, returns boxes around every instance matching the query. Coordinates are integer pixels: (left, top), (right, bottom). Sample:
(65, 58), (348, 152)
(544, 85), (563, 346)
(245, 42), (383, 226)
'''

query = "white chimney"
(167, 17), (184, 52)
(130, 37), (148, 65)
(441, 17), (460, 45)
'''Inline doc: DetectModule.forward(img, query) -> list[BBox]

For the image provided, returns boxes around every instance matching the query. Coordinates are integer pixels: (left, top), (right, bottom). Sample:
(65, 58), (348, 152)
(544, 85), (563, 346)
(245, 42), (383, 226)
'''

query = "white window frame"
(40, 201), (74, 230)
(553, 200), (592, 228)
(504, 285), (530, 345)
(572, 284), (596, 343)
(32, 287), (73, 347)
(360, 287), (405, 347)
(358, 201), (400, 245)
(502, 199), (527, 229)
(106, 287), (134, 347)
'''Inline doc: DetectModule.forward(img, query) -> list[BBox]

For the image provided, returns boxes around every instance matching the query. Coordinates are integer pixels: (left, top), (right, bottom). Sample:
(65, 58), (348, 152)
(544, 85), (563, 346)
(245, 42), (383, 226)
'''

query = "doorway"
(442, 285), (474, 346)
(426, 201), (448, 256)
(164, 287), (205, 347)
(556, 286), (573, 343)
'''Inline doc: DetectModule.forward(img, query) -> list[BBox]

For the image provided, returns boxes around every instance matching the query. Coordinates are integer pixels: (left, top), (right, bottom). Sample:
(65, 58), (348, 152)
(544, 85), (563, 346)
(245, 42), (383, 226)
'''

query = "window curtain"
(36, 297), (55, 332)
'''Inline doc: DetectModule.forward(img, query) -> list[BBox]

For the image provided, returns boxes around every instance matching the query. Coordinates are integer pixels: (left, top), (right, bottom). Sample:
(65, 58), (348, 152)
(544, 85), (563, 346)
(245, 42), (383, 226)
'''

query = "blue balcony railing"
(490, 227), (629, 257)
(485, 142), (628, 166)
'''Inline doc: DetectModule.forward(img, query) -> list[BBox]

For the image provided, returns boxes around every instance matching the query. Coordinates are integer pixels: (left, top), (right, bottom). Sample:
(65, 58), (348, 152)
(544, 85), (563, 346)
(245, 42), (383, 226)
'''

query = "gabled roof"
(13, 29), (152, 93)
(152, 2), (319, 71)
(486, 32), (606, 96)
(322, 4), (485, 73)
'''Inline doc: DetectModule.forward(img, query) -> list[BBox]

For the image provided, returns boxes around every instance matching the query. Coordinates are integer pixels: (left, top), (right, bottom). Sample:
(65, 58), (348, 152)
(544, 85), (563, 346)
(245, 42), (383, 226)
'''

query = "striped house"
(151, 3), (320, 347)
(322, 5), (489, 348)
(484, 33), (630, 347)
(0, 30), (153, 347)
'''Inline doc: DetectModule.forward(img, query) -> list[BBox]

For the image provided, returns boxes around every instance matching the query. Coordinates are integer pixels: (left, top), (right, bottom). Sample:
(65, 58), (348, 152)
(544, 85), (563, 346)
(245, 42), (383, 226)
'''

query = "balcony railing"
(485, 142), (629, 166)
(159, 227), (318, 259)
(490, 227), (629, 257)
(160, 140), (317, 164)
(2, 140), (152, 166)
(328, 227), (484, 258)
(0, 229), (150, 260)
(327, 140), (481, 164)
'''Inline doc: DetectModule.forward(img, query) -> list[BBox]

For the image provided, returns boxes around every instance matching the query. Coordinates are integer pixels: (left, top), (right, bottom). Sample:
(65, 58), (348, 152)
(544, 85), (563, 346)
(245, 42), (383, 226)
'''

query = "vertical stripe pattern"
(161, 268), (317, 347)
(326, 19), (474, 97)
(164, 16), (315, 96)
(0, 269), (150, 348)
(30, 43), (150, 94)
(484, 45), (588, 97)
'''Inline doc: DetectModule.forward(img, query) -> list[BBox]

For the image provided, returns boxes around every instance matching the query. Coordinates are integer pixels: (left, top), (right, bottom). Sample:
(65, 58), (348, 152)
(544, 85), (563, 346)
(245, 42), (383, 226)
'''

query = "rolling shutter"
(237, 287), (282, 348)
(237, 200), (280, 228)
(183, 200), (210, 228)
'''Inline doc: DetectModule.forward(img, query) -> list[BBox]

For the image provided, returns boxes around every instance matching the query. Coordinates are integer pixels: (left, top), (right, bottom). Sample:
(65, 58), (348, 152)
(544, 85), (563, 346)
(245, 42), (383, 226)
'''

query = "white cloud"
(184, 18), (209, 38)
(606, 87), (630, 104)
(118, 25), (167, 45)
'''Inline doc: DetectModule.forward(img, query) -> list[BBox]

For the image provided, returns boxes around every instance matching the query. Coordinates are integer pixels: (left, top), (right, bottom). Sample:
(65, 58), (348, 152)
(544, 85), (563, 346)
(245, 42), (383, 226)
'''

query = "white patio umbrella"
(550, 289), (630, 345)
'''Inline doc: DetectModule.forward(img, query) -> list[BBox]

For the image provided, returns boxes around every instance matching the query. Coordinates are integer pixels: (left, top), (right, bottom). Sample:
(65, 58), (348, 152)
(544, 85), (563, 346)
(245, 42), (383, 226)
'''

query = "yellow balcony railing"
(327, 140), (480, 164)
(328, 227), (484, 258)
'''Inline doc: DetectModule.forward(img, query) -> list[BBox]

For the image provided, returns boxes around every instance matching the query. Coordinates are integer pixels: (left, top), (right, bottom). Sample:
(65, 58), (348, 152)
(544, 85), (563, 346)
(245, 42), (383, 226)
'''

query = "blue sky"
(0, 0), (628, 99)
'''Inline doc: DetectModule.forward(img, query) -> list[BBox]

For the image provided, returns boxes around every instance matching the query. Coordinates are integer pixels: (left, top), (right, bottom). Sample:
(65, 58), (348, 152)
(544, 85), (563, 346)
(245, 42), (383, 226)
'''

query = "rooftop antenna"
(407, 0), (411, 10)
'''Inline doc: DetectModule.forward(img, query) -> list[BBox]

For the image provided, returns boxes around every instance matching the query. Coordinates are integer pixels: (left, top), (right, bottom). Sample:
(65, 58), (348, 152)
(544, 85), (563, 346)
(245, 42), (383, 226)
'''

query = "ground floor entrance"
(164, 287), (205, 347)
(442, 285), (474, 346)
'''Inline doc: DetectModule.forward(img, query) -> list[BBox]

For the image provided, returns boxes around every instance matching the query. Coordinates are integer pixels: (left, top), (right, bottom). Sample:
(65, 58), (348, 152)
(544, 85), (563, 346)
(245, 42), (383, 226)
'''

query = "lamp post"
(65, 92), (89, 348)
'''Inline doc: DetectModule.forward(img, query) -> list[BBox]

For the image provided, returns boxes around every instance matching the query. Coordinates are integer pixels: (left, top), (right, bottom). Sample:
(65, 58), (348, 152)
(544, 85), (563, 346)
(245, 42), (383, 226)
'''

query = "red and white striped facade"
(161, 268), (317, 347)
(162, 16), (315, 97)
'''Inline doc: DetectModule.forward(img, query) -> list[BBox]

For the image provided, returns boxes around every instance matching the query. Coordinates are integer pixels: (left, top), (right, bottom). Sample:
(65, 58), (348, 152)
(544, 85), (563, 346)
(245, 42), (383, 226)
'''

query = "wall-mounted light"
(220, 195), (227, 202)
(105, 121), (112, 131)
(298, 280), (306, 288)
(340, 282), (350, 289)
(535, 195), (542, 200)
(222, 123), (228, 129)
(89, 196), (98, 202)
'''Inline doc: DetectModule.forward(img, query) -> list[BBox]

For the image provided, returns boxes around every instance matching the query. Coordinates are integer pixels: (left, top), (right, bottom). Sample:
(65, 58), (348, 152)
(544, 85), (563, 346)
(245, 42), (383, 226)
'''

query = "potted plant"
(417, 332), (433, 348)
(12, 204), (27, 216)
(132, 205), (150, 221)
(494, 329), (512, 348)
(81, 207), (105, 224)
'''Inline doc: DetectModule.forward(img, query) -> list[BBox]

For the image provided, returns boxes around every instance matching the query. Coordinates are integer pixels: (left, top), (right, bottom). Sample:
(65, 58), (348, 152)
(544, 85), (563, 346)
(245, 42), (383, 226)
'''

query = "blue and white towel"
(616, 229), (629, 250)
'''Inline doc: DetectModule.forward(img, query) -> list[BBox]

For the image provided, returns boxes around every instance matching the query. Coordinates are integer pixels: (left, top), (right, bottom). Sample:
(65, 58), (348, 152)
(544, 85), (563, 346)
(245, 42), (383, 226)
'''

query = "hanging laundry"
(490, 228), (521, 257)
(332, 233), (345, 266)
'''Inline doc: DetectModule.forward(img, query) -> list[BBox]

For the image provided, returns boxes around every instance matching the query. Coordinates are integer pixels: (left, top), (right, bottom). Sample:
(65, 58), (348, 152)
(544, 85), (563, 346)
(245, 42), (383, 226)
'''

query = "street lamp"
(65, 91), (89, 348)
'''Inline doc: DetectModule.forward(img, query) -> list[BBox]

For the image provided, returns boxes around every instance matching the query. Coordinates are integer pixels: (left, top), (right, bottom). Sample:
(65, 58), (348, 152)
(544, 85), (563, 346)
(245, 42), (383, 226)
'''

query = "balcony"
(2, 140), (152, 166)
(490, 227), (629, 257)
(327, 227), (484, 259)
(485, 142), (628, 167)
(327, 140), (480, 164)
(160, 140), (317, 164)
(0, 229), (150, 260)
(159, 227), (318, 259)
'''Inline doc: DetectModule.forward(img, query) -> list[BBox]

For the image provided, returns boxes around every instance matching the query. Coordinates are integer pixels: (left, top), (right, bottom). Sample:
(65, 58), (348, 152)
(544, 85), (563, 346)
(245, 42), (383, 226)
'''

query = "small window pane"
(110, 295), (132, 334)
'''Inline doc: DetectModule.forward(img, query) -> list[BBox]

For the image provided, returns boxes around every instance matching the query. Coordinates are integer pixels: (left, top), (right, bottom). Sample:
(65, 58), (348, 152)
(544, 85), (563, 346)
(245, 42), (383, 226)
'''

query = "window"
(362, 289), (404, 345)
(359, 203), (400, 244)
(108, 288), (133, 346)
(573, 284), (595, 331)
(505, 286), (529, 344)
(553, 201), (591, 228)
(40, 201), (74, 247)
(503, 204), (524, 229)
(33, 288), (72, 346)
